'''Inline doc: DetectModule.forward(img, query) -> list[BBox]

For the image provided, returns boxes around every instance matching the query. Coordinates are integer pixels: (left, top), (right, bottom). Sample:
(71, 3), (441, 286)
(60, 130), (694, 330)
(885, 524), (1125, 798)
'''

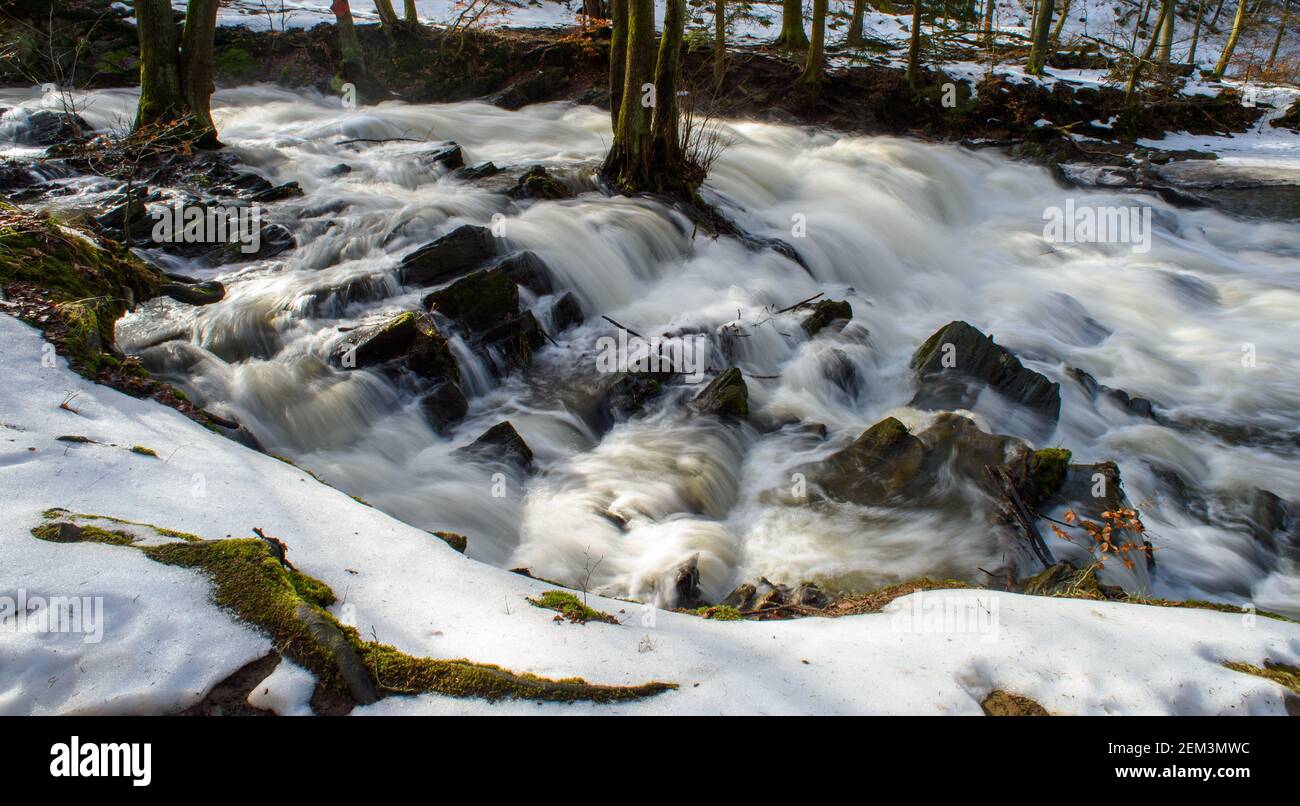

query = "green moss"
(528, 590), (619, 625)
(1029, 448), (1072, 502)
(130, 445), (158, 457)
(689, 605), (744, 621)
(426, 269), (518, 331)
(31, 522), (137, 546)
(30, 512), (672, 705)
(1224, 660), (1300, 696)
(213, 47), (259, 83)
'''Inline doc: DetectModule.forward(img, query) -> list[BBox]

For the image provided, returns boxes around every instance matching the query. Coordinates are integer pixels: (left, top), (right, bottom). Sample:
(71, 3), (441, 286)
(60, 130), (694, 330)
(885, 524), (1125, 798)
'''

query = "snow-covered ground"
(2, 313), (1298, 715)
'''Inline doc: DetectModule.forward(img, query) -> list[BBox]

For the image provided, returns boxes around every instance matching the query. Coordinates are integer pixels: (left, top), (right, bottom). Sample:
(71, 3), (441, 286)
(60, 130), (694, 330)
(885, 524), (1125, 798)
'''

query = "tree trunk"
(1210, 0), (1226, 26)
(714, 0), (726, 89)
(331, 0), (369, 88)
(373, 0), (400, 28)
(1027, 0), (1056, 73)
(848, 0), (867, 47)
(906, 0), (923, 86)
(603, 0), (656, 189)
(1188, 0), (1207, 64)
(1213, 0), (1248, 76)
(180, 0), (220, 146)
(1156, 0), (1175, 64)
(1128, 0), (1173, 99)
(404, 0), (419, 26)
(1051, 0), (1073, 43)
(583, 0), (607, 19)
(775, 0), (809, 50)
(650, 0), (685, 170)
(798, 0), (828, 83)
(1266, 0), (1292, 68)
(983, 0), (996, 46)
(133, 0), (186, 131)
(609, 0), (628, 128)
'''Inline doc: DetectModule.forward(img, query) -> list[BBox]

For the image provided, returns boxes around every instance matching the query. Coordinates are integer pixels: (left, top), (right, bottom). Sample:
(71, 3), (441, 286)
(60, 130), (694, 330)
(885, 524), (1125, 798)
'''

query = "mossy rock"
(800, 299), (852, 337)
(213, 47), (259, 84)
(1027, 447), (1071, 504)
(692, 367), (749, 420)
(425, 268), (519, 332)
(334, 310), (460, 384)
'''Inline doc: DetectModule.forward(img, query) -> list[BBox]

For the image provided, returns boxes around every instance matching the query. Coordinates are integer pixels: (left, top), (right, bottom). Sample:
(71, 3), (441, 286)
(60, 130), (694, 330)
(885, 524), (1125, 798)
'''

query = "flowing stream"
(5, 85), (1299, 615)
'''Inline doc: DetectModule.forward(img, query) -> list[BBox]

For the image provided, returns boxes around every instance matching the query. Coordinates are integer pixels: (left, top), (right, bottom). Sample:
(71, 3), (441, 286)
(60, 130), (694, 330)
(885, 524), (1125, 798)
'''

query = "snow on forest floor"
(2, 307), (1298, 715)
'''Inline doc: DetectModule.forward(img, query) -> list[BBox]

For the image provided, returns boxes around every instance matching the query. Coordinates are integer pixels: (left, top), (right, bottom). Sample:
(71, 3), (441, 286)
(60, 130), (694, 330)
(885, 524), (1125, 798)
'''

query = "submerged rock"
(692, 368), (748, 420)
(508, 165), (573, 201)
(910, 320), (1061, 424)
(399, 224), (500, 286)
(419, 381), (469, 435)
(1068, 367), (1159, 420)
(494, 250), (552, 295)
(551, 291), (584, 332)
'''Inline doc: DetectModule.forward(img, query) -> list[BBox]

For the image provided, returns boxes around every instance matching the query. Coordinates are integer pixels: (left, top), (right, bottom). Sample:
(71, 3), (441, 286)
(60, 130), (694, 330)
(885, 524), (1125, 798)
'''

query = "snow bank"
(1, 313), (1297, 714)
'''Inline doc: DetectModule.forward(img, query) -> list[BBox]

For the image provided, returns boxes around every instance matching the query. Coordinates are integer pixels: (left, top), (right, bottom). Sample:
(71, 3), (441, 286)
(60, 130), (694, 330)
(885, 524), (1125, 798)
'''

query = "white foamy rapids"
(7, 84), (1298, 615)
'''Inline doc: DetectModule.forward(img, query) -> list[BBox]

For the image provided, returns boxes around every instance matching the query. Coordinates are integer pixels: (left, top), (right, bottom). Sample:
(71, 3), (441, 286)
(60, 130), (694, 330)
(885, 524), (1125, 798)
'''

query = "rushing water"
(4, 85), (1299, 614)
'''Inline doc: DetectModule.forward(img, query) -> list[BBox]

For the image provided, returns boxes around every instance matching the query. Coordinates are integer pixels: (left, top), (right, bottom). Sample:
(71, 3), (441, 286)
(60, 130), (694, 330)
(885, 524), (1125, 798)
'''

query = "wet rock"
(458, 161), (499, 180)
(718, 578), (828, 612)
(551, 291), (584, 332)
(479, 309), (547, 371)
(421, 143), (464, 171)
(399, 224), (500, 286)
(333, 310), (459, 384)
(327, 163), (353, 177)
(0, 160), (39, 197)
(491, 67), (569, 110)
(456, 421), (533, 470)
(13, 109), (90, 146)
(508, 165), (573, 201)
(910, 320), (1061, 424)
(692, 367), (748, 420)
(800, 416), (927, 505)
(246, 181), (303, 203)
(494, 250), (552, 295)
(821, 348), (863, 401)
(418, 381), (469, 435)
(671, 554), (705, 609)
(1068, 367), (1159, 420)
(161, 280), (225, 306)
(800, 299), (852, 337)
(720, 583), (756, 610)
(604, 370), (677, 420)
(425, 268), (518, 331)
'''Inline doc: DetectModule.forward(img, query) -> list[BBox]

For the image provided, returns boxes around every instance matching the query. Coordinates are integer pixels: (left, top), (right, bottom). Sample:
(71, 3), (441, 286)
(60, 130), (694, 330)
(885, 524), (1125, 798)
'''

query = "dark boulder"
(456, 421), (533, 471)
(457, 162), (499, 180)
(671, 554), (705, 609)
(551, 291), (584, 332)
(421, 143), (464, 171)
(604, 370), (677, 420)
(15, 109), (90, 146)
(425, 268), (518, 331)
(399, 224), (500, 286)
(494, 251), (552, 295)
(910, 320), (1061, 423)
(419, 382), (469, 435)
(491, 67), (569, 110)
(692, 368), (748, 420)
(801, 299), (852, 337)
(1069, 367), (1159, 420)
(333, 311), (459, 384)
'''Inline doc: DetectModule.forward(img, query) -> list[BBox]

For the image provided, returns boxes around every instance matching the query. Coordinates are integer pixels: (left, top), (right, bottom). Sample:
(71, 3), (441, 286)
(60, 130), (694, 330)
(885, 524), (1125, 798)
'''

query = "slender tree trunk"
(1027, 0), (1056, 73)
(798, 0), (828, 82)
(583, 0), (607, 19)
(650, 0), (685, 170)
(848, 0), (867, 47)
(1051, 0), (1073, 43)
(331, 0), (369, 87)
(404, 0), (419, 26)
(1188, 0), (1207, 64)
(906, 0), (923, 86)
(1213, 0), (1249, 76)
(1211, 0), (1226, 26)
(983, 0), (996, 46)
(603, 0), (656, 188)
(1157, 0), (1175, 64)
(134, 0), (186, 130)
(714, 0), (726, 89)
(775, 0), (809, 50)
(373, 0), (400, 28)
(1128, 0), (1173, 99)
(180, 0), (220, 146)
(609, 0), (628, 128)
(1132, 0), (1151, 49)
(1266, 0), (1292, 68)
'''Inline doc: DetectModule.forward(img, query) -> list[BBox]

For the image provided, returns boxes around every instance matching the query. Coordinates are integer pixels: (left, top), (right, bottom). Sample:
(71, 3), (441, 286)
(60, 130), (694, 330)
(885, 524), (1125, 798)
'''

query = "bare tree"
(1213, 0), (1249, 76)
(1027, 0), (1058, 73)
(798, 0), (828, 83)
(133, 0), (220, 146)
(1266, 0), (1293, 69)
(775, 0), (809, 50)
